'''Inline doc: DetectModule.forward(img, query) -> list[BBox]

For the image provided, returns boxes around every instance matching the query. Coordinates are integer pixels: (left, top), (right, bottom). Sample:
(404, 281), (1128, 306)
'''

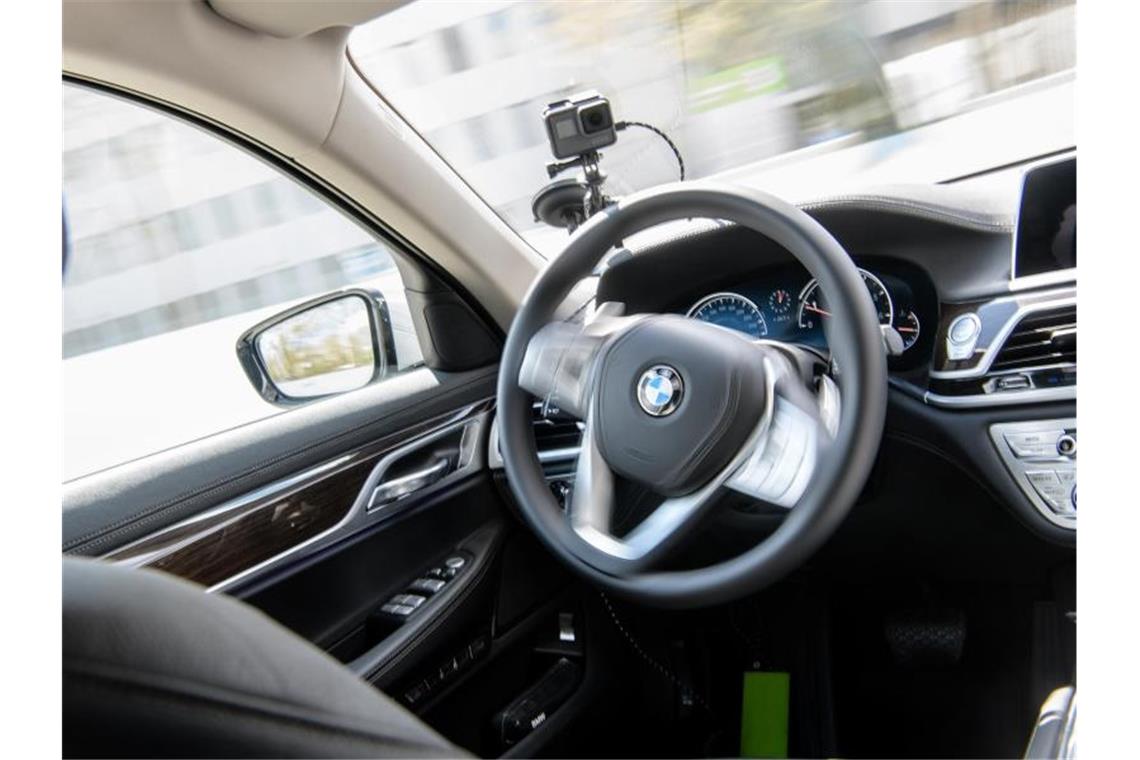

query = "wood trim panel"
(143, 458), (377, 587)
(103, 405), (488, 588)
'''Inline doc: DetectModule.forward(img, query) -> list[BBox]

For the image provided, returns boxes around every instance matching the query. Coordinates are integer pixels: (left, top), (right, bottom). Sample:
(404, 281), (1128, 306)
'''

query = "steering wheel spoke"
(723, 344), (837, 508)
(517, 303), (635, 419)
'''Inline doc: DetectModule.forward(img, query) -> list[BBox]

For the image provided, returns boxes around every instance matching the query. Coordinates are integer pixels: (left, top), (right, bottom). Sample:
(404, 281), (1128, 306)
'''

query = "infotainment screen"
(1013, 157), (1076, 278)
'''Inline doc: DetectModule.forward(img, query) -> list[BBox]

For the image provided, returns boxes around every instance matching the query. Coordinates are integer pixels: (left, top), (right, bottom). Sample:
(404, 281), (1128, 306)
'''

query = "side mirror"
(236, 289), (397, 405)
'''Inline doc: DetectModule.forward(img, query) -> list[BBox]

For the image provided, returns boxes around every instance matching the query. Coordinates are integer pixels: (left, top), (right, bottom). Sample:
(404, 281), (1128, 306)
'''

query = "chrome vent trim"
(930, 289), (1075, 380)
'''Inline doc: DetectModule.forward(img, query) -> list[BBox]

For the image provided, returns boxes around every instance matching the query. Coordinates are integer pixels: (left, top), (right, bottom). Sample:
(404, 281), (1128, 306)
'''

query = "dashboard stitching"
(799, 196), (1013, 232)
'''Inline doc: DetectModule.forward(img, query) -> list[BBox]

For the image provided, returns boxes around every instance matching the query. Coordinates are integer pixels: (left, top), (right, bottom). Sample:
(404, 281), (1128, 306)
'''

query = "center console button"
(1025, 470), (1068, 510)
(946, 313), (982, 360)
(1005, 431), (1064, 459)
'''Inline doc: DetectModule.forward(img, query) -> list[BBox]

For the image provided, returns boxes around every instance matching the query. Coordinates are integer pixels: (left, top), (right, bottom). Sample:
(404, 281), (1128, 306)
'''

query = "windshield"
(350, 0), (1075, 256)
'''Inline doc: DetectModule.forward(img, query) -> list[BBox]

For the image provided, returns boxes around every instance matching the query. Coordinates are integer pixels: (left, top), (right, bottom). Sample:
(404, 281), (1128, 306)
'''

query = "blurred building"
(63, 85), (401, 359)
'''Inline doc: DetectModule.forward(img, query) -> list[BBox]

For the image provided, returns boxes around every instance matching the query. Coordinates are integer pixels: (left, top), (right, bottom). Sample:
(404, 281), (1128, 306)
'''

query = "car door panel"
(61, 360), (530, 700)
(63, 364), (498, 556)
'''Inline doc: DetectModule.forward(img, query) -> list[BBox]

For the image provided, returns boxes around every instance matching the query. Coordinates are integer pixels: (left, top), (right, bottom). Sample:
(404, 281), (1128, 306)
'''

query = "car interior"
(61, 2), (1076, 758)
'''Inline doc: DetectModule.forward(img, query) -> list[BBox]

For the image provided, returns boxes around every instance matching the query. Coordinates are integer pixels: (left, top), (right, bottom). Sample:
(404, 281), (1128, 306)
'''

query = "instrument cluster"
(683, 265), (924, 354)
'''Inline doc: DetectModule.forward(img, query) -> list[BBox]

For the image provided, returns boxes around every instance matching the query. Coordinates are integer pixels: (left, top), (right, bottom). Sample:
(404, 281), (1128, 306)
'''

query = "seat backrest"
(62, 557), (464, 758)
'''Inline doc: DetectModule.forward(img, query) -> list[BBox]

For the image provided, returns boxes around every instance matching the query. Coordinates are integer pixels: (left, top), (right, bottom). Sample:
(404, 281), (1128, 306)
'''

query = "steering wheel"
(496, 183), (887, 608)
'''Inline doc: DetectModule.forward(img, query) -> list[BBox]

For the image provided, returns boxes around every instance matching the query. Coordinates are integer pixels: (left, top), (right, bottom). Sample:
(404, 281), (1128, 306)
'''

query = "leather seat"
(62, 557), (466, 758)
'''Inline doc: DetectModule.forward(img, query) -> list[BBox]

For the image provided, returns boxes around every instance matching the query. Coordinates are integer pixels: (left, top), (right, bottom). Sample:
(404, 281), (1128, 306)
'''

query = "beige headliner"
(63, 0), (542, 329)
(209, 0), (412, 39)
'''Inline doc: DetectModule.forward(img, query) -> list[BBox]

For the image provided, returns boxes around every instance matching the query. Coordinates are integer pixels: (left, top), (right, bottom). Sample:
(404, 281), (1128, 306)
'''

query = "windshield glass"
(350, 0), (1075, 256)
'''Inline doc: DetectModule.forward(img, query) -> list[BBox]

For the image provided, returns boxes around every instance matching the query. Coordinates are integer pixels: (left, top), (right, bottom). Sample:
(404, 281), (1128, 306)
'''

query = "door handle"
(367, 457), (451, 511)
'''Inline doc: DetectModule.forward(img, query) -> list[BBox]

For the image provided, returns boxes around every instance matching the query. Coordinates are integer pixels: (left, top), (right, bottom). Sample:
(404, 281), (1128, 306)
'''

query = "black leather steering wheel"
(497, 183), (886, 608)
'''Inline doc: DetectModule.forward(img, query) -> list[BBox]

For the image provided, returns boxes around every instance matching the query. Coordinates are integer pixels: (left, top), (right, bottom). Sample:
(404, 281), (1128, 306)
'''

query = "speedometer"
(687, 292), (768, 339)
(796, 269), (893, 330)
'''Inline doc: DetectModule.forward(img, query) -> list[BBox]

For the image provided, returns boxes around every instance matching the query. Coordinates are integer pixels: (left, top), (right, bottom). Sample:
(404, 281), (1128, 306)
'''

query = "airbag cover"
(593, 316), (767, 496)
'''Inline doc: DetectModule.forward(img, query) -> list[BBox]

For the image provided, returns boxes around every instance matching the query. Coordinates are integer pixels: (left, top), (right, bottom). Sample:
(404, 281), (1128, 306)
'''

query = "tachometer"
(687, 292), (768, 339)
(894, 309), (921, 351)
(796, 269), (893, 330)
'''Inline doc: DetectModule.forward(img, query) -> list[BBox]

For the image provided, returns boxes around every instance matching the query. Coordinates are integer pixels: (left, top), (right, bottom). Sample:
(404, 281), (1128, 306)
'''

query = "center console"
(989, 418), (1076, 530)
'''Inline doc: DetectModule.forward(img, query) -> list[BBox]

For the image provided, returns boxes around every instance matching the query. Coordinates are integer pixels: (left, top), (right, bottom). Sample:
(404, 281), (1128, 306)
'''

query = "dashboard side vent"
(990, 305), (1076, 373)
(531, 403), (584, 452)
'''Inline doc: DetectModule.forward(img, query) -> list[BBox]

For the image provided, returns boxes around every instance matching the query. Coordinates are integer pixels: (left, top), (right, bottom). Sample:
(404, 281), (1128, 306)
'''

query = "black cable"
(616, 120), (685, 181)
(597, 591), (714, 716)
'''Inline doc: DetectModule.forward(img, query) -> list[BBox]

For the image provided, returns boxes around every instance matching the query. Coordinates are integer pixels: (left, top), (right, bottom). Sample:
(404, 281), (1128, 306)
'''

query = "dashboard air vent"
(990, 305), (1076, 373)
(531, 403), (584, 453)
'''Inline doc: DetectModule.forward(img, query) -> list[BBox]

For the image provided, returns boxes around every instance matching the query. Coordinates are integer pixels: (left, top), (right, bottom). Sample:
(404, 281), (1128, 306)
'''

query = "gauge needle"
(803, 304), (832, 318)
(896, 326), (918, 333)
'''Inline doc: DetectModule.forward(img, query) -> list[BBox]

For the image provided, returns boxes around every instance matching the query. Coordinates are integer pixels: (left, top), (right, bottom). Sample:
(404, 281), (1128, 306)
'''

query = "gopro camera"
(542, 91), (617, 160)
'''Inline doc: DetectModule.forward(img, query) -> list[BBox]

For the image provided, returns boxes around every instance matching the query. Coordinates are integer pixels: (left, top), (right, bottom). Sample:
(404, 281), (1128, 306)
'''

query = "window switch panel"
(409, 578), (446, 595)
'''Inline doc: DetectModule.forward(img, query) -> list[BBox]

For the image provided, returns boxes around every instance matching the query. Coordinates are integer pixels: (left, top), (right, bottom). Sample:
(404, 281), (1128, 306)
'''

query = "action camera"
(542, 90), (617, 159)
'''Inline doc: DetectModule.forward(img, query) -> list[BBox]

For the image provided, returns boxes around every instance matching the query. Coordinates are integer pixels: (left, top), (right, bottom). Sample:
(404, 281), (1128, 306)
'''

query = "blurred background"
(351, 0), (1075, 253)
(63, 0), (1075, 479)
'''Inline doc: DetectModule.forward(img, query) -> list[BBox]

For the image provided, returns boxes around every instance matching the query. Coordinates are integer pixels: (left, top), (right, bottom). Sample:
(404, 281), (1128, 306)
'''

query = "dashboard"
(591, 153), (1076, 546)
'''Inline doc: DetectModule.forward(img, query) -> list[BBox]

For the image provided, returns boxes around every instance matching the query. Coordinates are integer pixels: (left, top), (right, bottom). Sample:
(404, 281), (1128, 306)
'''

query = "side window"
(63, 84), (423, 481)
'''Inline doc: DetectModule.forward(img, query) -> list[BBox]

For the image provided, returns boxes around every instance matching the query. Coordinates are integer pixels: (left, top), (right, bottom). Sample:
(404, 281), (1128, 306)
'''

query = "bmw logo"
(636, 365), (684, 417)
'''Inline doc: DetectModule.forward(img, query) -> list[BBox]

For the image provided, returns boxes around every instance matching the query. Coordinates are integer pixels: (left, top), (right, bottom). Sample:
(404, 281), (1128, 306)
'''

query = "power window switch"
(409, 578), (446, 595)
(390, 594), (427, 609)
(404, 682), (427, 705)
(468, 635), (489, 660)
(380, 603), (416, 617)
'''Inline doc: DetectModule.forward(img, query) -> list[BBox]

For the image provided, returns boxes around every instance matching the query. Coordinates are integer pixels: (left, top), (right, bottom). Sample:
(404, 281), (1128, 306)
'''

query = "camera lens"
(579, 103), (612, 134)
